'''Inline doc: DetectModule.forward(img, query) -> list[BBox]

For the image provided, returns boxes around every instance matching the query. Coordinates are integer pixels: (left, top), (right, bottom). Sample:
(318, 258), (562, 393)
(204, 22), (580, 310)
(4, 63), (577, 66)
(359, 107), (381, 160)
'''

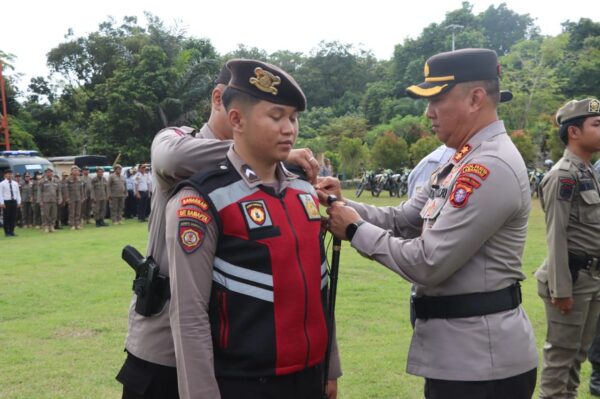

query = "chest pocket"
(579, 189), (600, 224)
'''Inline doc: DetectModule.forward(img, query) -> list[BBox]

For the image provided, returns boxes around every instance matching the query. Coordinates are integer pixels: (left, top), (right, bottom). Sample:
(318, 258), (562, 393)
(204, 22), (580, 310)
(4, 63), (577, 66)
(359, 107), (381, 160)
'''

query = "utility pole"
(0, 59), (10, 150)
(446, 24), (464, 51)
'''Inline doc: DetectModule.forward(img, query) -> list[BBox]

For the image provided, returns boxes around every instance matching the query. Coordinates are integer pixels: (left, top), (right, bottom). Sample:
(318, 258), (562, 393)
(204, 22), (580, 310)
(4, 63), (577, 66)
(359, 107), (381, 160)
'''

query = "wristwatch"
(345, 220), (365, 241)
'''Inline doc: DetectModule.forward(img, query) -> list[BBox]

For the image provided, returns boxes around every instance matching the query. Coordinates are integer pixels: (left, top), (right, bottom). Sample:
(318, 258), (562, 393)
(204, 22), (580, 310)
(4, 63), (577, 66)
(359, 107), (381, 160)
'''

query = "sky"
(1, 0), (598, 91)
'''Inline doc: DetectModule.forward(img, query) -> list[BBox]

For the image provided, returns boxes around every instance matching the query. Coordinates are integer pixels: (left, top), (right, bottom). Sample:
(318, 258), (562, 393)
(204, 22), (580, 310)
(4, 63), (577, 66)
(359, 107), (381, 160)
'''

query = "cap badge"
(590, 99), (600, 113)
(424, 62), (430, 77)
(249, 67), (281, 95)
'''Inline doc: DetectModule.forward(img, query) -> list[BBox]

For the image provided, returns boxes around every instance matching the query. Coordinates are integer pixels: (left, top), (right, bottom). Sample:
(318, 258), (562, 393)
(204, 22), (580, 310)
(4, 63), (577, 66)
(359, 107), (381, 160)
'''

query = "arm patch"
(558, 178), (576, 201)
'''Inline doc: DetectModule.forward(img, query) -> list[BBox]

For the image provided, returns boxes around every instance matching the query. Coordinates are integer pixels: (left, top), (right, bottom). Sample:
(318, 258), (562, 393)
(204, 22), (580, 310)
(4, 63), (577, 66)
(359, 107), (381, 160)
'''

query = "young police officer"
(165, 59), (340, 399)
(535, 98), (600, 398)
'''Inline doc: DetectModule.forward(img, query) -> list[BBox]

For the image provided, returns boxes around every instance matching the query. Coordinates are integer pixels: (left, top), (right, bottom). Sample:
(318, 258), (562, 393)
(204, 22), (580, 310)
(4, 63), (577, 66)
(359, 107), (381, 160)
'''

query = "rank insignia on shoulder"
(558, 178), (576, 201)
(178, 220), (205, 254)
(177, 207), (212, 224)
(181, 196), (209, 210)
(298, 193), (321, 221)
(453, 144), (472, 162)
(241, 200), (273, 229)
(461, 164), (490, 180)
(449, 184), (474, 208)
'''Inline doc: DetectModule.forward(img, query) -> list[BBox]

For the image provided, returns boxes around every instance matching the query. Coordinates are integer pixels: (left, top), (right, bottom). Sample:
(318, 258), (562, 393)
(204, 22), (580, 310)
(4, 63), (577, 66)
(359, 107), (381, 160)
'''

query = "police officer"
(66, 165), (84, 230)
(166, 59), (340, 399)
(91, 168), (109, 227)
(32, 171), (43, 228)
(108, 164), (127, 225)
(116, 64), (325, 399)
(318, 48), (538, 398)
(59, 171), (69, 228)
(20, 172), (34, 228)
(38, 168), (62, 233)
(535, 98), (600, 398)
(81, 167), (92, 224)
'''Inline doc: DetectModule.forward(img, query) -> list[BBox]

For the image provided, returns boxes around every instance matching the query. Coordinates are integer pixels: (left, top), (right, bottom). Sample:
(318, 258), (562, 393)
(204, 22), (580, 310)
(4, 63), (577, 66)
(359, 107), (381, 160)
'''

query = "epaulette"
(170, 162), (230, 199)
(283, 162), (309, 182)
(557, 157), (572, 172)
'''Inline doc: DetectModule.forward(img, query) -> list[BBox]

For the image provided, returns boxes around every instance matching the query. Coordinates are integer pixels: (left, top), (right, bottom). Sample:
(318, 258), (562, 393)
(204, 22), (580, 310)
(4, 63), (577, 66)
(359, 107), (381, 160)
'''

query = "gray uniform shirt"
(535, 148), (600, 298)
(108, 174), (127, 198)
(124, 125), (232, 366)
(66, 176), (84, 202)
(20, 181), (33, 202)
(348, 121), (538, 381)
(90, 176), (108, 201)
(38, 178), (62, 203)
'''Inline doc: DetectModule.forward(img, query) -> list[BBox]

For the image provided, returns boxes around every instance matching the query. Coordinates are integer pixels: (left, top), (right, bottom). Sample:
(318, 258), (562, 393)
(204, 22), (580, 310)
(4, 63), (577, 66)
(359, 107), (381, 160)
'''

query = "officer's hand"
(326, 201), (361, 240)
(287, 148), (320, 184)
(315, 177), (343, 206)
(326, 379), (338, 399)
(551, 297), (574, 314)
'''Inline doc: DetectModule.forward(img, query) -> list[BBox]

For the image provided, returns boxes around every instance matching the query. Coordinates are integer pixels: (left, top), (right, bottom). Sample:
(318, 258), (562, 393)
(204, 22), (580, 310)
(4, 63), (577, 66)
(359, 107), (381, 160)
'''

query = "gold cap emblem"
(424, 62), (430, 77)
(590, 99), (600, 113)
(249, 67), (281, 95)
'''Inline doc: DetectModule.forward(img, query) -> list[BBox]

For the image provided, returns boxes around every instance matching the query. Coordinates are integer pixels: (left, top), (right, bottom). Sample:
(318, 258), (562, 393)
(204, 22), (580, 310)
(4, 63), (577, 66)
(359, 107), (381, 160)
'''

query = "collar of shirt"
(226, 147), (297, 191)
(197, 123), (216, 140)
(450, 120), (507, 166)
(563, 148), (589, 171)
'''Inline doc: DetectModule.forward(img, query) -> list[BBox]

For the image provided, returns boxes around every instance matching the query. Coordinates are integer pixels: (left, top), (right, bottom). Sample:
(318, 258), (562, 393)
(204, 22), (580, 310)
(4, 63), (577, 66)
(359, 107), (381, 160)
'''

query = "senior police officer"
(318, 48), (538, 398)
(535, 98), (600, 399)
(66, 165), (84, 230)
(165, 59), (340, 399)
(116, 64), (325, 399)
(38, 168), (62, 233)
(108, 164), (127, 225)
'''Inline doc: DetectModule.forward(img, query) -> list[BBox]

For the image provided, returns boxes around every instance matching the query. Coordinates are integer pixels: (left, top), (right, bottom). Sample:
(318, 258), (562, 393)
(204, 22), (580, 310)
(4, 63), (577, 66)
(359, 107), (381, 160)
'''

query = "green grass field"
(0, 190), (595, 398)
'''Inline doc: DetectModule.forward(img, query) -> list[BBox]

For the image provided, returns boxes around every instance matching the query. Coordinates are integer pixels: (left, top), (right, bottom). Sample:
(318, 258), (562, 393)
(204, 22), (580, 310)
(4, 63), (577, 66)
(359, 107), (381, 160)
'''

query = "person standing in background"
(108, 164), (127, 225)
(0, 169), (21, 237)
(134, 164), (151, 222)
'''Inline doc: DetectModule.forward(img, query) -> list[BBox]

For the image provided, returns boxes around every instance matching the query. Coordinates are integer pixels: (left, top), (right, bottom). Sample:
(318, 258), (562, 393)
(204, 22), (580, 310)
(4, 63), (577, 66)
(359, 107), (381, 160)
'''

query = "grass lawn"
(0, 190), (595, 398)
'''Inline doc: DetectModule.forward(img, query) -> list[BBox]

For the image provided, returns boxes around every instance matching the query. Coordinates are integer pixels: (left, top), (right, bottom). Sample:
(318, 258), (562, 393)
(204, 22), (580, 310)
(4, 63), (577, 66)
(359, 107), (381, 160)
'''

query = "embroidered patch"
(298, 193), (321, 220)
(181, 196), (209, 210)
(590, 99), (600, 113)
(241, 165), (260, 183)
(249, 67), (281, 95)
(453, 144), (472, 162)
(178, 221), (205, 254)
(558, 178), (576, 201)
(241, 200), (273, 229)
(456, 175), (481, 189)
(461, 164), (490, 180)
(449, 184), (474, 208)
(177, 207), (211, 224)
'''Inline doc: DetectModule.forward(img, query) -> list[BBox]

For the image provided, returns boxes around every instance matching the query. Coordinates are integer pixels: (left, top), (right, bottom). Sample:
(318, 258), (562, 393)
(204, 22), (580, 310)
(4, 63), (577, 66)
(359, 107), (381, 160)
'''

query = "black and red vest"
(177, 161), (328, 378)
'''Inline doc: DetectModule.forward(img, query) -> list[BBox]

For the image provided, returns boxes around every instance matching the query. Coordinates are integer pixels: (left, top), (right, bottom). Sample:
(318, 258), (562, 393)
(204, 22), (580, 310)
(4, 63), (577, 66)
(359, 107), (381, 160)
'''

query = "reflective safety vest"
(177, 162), (328, 378)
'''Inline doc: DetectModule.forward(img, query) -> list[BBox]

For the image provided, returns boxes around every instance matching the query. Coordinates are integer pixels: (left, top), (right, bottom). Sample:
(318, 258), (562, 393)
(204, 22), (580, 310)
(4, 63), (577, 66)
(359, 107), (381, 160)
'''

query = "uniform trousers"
(41, 202), (57, 227)
(137, 191), (148, 221)
(94, 199), (107, 222)
(68, 200), (81, 227)
(2, 199), (17, 235)
(33, 203), (41, 226)
(424, 368), (537, 399)
(81, 198), (92, 222)
(117, 352), (179, 399)
(217, 365), (322, 399)
(110, 197), (125, 222)
(125, 190), (136, 218)
(538, 271), (600, 399)
(21, 202), (32, 226)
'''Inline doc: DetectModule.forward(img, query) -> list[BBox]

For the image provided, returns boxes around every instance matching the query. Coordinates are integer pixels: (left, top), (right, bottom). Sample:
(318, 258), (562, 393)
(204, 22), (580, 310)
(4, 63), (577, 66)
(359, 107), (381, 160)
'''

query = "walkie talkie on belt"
(122, 245), (170, 316)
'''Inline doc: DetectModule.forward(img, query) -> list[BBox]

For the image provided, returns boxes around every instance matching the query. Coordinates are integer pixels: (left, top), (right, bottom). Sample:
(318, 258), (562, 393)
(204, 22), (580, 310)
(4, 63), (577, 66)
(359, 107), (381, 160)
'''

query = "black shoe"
(590, 363), (600, 396)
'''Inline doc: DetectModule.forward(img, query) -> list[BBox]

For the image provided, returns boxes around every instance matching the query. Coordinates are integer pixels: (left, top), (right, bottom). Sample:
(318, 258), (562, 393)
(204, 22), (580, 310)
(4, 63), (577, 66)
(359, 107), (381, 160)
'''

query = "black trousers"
(424, 368), (537, 399)
(125, 190), (136, 218)
(217, 365), (322, 399)
(117, 352), (179, 399)
(3, 199), (17, 235)
(589, 318), (600, 365)
(137, 191), (148, 221)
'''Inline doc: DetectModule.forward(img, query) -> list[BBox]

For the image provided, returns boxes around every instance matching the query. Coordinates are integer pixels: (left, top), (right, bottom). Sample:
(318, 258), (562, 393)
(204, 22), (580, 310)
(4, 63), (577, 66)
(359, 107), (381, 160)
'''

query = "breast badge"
(241, 200), (273, 229)
(298, 194), (321, 220)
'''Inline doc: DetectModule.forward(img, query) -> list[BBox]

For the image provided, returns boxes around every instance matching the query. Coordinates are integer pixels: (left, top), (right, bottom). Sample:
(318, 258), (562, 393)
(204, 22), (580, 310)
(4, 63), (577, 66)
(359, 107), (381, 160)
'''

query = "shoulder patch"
(178, 220), (206, 254)
(181, 196), (209, 210)
(461, 164), (490, 180)
(456, 175), (481, 189)
(558, 178), (576, 201)
(449, 183), (474, 208)
(177, 207), (212, 224)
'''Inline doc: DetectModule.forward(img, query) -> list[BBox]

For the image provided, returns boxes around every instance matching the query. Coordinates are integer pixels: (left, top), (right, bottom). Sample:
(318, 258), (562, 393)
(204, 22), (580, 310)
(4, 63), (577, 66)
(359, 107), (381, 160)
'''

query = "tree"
(370, 132), (408, 169)
(318, 115), (369, 150)
(478, 3), (535, 55)
(510, 130), (536, 166)
(409, 135), (443, 166)
(338, 137), (369, 178)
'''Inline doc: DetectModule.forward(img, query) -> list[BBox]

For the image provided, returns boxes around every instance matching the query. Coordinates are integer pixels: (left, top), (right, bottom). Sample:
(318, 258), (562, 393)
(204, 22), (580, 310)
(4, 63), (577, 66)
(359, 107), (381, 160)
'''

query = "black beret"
(407, 48), (512, 102)
(215, 64), (231, 85)
(225, 59), (307, 111)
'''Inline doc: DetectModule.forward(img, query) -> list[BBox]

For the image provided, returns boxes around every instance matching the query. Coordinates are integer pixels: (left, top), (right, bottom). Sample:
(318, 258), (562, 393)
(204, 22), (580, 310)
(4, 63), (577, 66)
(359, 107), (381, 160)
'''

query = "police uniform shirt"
(407, 145), (455, 198)
(346, 120), (538, 381)
(535, 148), (600, 298)
(134, 172), (151, 193)
(165, 148), (341, 398)
(0, 178), (21, 205)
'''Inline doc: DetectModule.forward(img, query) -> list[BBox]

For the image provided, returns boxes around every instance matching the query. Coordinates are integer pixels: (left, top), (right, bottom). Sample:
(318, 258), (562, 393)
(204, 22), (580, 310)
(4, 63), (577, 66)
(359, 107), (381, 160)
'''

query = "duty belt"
(412, 283), (522, 319)
(568, 252), (600, 271)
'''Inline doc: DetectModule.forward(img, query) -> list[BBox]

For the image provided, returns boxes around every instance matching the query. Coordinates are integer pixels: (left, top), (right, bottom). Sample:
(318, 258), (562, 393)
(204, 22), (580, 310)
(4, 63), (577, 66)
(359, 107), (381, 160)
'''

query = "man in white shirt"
(407, 145), (455, 198)
(134, 164), (152, 222)
(1, 169), (22, 237)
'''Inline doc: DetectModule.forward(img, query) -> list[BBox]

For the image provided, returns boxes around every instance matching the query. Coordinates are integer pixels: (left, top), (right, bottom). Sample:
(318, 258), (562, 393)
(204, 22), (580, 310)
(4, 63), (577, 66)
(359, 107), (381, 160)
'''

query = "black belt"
(569, 252), (600, 271)
(412, 283), (522, 320)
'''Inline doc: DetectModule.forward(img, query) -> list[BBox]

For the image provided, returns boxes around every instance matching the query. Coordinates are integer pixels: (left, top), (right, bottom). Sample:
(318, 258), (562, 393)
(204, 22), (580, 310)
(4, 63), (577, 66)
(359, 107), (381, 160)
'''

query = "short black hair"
(559, 117), (586, 145)
(222, 86), (261, 112)
(460, 79), (500, 105)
